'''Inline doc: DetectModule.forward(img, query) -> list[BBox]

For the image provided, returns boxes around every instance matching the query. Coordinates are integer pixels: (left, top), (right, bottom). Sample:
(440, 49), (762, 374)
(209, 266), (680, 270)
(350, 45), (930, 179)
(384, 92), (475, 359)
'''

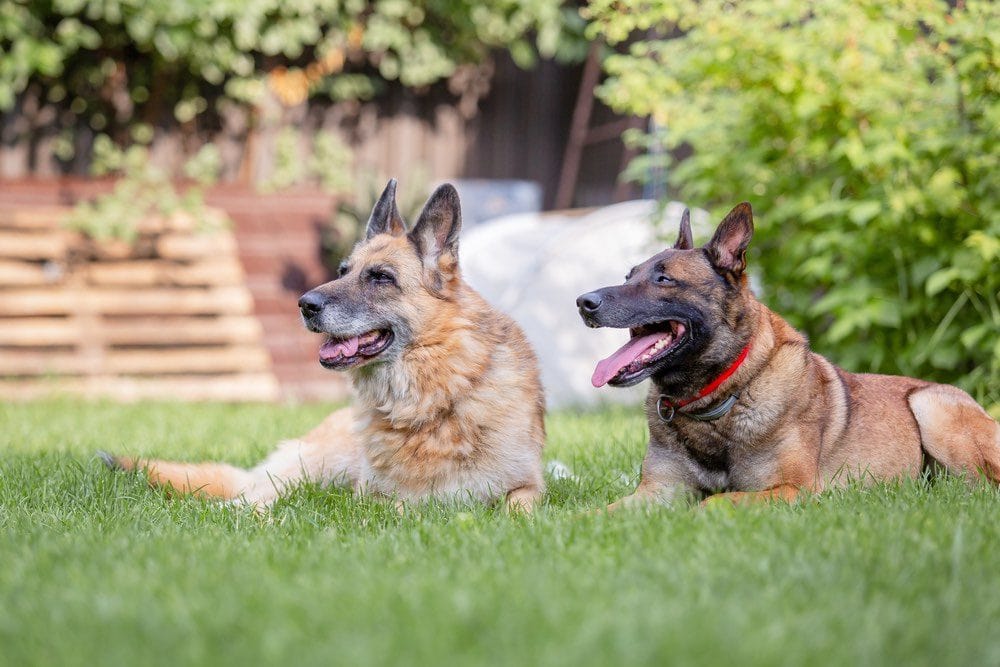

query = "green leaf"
(848, 201), (881, 226)
(925, 268), (959, 297)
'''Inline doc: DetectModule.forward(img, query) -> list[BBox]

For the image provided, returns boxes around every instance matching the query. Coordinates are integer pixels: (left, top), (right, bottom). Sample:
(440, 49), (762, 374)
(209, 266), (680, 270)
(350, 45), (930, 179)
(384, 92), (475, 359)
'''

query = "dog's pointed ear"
(705, 202), (754, 278)
(409, 183), (462, 267)
(365, 178), (406, 239)
(674, 209), (694, 250)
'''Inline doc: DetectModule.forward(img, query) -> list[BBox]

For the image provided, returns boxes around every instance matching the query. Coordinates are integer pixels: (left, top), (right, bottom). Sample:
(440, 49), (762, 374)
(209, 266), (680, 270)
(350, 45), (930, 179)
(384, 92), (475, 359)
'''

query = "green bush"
(589, 0), (1000, 415)
(0, 0), (585, 155)
(66, 139), (224, 243)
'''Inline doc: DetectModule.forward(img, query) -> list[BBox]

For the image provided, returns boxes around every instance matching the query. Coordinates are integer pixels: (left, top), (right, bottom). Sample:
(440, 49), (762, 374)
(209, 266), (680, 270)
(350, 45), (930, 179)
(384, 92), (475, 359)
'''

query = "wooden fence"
(0, 204), (280, 401)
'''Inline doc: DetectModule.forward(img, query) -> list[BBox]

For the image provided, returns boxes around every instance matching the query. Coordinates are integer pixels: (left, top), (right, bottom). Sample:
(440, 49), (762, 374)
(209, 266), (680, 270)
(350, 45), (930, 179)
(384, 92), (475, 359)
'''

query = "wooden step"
(0, 345), (270, 375)
(156, 232), (237, 260)
(0, 286), (254, 316)
(0, 206), (69, 230)
(0, 230), (72, 260)
(0, 260), (61, 286)
(83, 257), (245, 287)
(0, 316), (263, 346)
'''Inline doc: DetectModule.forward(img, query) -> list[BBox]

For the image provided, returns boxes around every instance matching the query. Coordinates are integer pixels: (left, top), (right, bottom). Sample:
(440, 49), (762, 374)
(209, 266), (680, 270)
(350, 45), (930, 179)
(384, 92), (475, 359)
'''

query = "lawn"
(2, 399), (999, 666)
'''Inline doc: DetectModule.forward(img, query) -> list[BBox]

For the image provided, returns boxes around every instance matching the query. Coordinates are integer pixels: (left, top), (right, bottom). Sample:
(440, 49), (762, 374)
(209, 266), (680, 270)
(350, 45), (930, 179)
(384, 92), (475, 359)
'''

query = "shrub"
(0, 0), (586, 163)
(66, 139), (224, 243)
(589, 0), (1000, 415)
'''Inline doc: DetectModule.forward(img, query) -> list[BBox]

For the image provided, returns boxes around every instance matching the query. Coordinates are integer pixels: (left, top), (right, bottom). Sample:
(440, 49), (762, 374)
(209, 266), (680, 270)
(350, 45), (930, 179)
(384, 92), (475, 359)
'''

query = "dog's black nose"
(298, 291), (326, 316)
(576, 292), (603, 313)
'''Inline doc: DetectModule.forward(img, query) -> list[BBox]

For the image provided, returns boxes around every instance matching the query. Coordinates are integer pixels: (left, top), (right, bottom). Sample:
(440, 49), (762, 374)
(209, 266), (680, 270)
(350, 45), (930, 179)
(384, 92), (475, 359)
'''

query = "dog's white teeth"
(642, 335), (673, 361)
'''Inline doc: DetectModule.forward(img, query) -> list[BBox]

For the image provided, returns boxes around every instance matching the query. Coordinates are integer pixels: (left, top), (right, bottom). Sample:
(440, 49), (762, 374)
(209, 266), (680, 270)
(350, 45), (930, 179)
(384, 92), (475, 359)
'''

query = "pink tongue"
(592, 333), (669, 388)
(320, 335), (360, 362)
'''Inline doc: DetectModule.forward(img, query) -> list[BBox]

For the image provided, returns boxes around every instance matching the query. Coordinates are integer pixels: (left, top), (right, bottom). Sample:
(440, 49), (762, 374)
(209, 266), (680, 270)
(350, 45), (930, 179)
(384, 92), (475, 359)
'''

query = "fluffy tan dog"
(104, 181), (545, 510)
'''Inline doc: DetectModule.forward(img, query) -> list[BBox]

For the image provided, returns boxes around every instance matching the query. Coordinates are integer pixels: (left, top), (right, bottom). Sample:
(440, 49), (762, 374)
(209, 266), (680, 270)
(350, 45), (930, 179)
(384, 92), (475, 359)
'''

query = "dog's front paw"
(699, 493), (741, 511)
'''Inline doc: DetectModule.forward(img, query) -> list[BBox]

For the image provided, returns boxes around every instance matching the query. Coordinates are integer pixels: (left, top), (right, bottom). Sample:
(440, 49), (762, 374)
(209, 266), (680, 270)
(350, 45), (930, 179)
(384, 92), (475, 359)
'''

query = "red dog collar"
(656, 343), (751, 421)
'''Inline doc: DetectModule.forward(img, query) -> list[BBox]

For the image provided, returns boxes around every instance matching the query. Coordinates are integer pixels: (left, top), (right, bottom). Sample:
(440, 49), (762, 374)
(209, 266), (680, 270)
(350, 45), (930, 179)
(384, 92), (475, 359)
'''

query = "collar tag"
(656, 398), (676, 423)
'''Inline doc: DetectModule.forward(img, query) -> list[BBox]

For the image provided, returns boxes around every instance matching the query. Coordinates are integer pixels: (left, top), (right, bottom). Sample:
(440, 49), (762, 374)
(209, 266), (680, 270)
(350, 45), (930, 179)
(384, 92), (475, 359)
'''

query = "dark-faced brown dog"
(578, 202), (1000, 509)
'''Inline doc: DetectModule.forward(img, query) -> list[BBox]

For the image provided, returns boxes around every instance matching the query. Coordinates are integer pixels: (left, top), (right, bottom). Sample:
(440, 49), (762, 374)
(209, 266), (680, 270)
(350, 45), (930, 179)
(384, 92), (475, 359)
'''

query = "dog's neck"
(652, 295), (762, 401)
(351, 283), (492, 427)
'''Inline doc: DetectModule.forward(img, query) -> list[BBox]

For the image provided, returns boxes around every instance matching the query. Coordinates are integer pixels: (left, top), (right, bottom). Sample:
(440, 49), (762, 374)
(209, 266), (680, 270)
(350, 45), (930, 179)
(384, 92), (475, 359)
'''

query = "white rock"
(461, 200), (712, 408)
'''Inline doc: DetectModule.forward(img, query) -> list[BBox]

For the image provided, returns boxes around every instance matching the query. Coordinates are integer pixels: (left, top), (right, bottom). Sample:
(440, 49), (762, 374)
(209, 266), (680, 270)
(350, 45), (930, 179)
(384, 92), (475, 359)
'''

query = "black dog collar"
(657, 392), (740, 423)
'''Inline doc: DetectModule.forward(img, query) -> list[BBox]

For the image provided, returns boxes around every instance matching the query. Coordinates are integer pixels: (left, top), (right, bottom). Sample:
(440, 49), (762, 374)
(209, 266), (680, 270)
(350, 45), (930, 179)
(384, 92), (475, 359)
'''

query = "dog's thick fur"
(578, 203), (1000, 509)
(105, 181), (545, 510)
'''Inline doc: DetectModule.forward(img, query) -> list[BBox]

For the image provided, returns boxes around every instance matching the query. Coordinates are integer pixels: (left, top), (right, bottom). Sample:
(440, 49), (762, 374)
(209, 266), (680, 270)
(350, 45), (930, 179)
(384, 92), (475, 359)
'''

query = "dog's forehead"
(350, 234), (417, 267)
(635, 248), (697, 273)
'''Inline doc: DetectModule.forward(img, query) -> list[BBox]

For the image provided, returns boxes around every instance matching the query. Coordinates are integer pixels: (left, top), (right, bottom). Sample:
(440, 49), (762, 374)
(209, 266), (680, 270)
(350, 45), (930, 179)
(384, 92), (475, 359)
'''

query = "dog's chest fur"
(645, 309), (822, 493)
(356, 414), (539, 502)
(350, 294), (544, 502)
(652, 413), (783, 492)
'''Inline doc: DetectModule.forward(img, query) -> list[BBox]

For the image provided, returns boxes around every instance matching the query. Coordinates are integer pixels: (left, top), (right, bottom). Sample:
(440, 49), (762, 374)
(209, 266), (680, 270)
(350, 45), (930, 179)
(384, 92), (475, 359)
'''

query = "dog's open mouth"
(592, 320), (687, 388)
(319, 329), (394, 369)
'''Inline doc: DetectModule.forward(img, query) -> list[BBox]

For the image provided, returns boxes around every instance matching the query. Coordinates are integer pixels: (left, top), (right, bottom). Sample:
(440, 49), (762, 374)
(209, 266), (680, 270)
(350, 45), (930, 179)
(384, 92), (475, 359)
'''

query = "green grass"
(2, 399), (999, 666)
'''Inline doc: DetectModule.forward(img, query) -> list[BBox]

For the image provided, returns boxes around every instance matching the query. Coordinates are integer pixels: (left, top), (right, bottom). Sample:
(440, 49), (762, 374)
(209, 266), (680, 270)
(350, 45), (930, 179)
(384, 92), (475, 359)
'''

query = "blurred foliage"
(262, 127), (356, 193)
(0, 0), (586, 141)
(589, 0), (1000, 414)
(3, 0), (587, 244)
(322, 168), (430, 267)
(66, 138), (223, 242)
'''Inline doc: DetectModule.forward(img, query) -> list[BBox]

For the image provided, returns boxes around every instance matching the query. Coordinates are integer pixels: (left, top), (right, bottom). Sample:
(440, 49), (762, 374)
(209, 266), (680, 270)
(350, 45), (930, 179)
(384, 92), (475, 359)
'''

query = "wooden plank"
(0, 230), (70, 260)
(84, 257), (244, 287)
(0, 206), (70, 230)
(156, 232), (237, 259)
(84, 261), (160, 286)
(105, 346), (271, 374)
(0, 259), (62, 286)
(0, 349), (98, 375)
(0, 286), (254, 316)
(134, 212), (192, 234)
(0, 373), (280, 402)
(0, 345), (270, 375)
(101, 316), (263, 345)
(0, 315), (263, 346)
(169, 257), (244, 286)
(0, 317), (79, 345)
(0, 290), (75, 315)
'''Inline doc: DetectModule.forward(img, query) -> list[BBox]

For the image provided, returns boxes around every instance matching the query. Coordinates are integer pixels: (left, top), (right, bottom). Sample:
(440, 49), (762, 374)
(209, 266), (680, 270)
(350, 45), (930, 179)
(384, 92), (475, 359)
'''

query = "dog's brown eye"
(337, 263), (350, 278)
(368, 269), (396, 286)
(656, 274), (675, 285)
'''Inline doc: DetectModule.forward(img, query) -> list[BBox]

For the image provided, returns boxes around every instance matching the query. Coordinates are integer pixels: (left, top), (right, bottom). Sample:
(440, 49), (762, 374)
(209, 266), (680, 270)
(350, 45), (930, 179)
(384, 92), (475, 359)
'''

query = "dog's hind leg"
(102, 454), (255, 500)
(908, 384), (1000, 482)
(102, 407), (363, 507)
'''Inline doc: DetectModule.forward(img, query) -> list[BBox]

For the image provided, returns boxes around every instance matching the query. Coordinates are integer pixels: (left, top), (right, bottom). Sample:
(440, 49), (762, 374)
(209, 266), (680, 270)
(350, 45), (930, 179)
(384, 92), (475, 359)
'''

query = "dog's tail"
(99, 452), (253, 500)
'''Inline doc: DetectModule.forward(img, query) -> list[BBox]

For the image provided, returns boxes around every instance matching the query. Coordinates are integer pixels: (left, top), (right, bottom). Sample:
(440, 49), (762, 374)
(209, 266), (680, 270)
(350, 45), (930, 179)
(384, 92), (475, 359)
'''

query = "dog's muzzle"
(576, 290), (605, 327)
(299, 290), (326, 315)
(298, 290), (329, 331)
